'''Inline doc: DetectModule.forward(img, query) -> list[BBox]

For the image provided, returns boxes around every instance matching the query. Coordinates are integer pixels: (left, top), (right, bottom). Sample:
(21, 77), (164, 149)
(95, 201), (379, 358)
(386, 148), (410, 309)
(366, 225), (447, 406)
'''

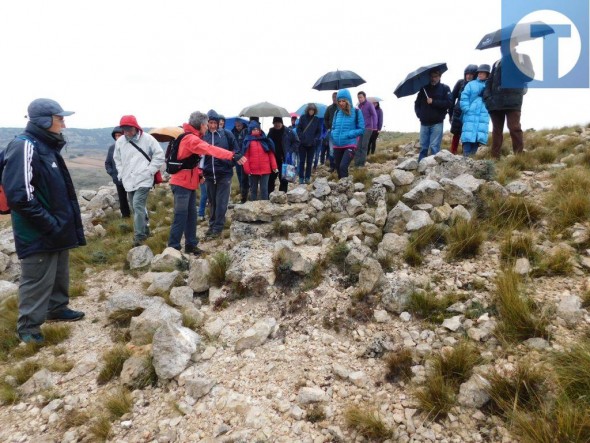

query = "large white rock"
(147, 271), (180, 294)
(188, 258), (210, 293)
(178, 366), (217, 400)
(402, 179), (444, 207)
(391, 169), (415, 186)
(235, 317), (277, 352)
(130, 301), (182, 345)
(312, 178), (331, 198)
(287, 186), (310, 203)
(127, 245), (154, 269)
(374, 200), (388, 228)
(405, 210), (434, 232)
(229, 221), (275, 243)
(150, 247), (184, 272)
(346, 198), (364, 217)
(106, 291), (159, 318)
(152, 323), (201, 380)
(226, 240), (276, 293)
(384, 201), (413, 234)
(358, 258), (384, 293)
(331, 218), (363, 242)
(440, 178), (475, 206)
(458, 374), (491, 408)
(297, 387), (328, 404)
(377, 233), (410, 262)
(396, 158), (419, 171)
(372, 174), (395, 191)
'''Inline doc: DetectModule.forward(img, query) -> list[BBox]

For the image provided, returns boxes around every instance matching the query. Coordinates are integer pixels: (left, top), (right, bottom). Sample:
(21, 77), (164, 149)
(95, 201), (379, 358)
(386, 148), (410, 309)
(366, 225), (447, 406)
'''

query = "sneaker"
(18, 332), (44, 344)
(46, 308), (85, 323)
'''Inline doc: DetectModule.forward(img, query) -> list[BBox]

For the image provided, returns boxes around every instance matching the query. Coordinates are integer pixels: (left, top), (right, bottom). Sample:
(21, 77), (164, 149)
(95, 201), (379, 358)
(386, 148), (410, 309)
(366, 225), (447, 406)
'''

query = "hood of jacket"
(336, 89), (353, 106)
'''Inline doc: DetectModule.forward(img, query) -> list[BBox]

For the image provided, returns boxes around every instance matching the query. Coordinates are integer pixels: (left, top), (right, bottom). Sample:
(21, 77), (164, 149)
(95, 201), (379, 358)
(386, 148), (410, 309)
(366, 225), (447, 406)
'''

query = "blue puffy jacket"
(330, 89), (365, 147)
(2, 122), (86, 259)
(460, 78), (490, 144)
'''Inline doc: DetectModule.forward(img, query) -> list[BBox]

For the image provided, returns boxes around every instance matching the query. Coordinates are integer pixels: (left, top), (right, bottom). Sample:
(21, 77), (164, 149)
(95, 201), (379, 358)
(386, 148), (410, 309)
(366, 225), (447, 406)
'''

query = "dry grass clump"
(479, 193), (544, 234)
(273, 249), (299, 288)
(63, 409), (91, 429)
(494, 271), (549, 342)
(0, 296), (20, 361)
(545, 167), (590, 231)
(404, 224), (447, 266)
(486, 364), (547, 415)
(306, 404), (326, 423)
(432, 341), (482, 387)
(530, 145), (558, 164)
(127, 355), (158, 390)
(344, 405), (393, 441)
(500, 232), (537, 263)
(414, 373), (456, 419)
(326, 242), (350, 272)
(533, 248), (574, 276)
(108, 308), (144, 328)
(104, 387), (133, 419)
(88, 414), (112, 442)
(97, 345), (132, 385)
(69, 281), (88, 298)
(445, 219), (485, 260)
(406, 290), (460, 324)
(384, 348), (414, 383)
(42, 323), (72, 345)
(552, 340), (590, 405)
(208, 252), (231, 288)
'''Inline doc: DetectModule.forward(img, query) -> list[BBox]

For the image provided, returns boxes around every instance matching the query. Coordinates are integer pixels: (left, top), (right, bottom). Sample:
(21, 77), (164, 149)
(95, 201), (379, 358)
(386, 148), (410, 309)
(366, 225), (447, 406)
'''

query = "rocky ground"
(0, 127), (589, 443)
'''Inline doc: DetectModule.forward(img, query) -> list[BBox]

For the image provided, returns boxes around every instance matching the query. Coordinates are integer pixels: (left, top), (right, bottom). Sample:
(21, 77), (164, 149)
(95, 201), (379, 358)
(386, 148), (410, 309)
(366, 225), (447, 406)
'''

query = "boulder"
(346, 198), (364, 216)
(391, 169), (415, 186)
(431, 203), (453, 223)
(331, 218), (363, 242)
(384, 201), (413, 234)
(147, 271), (180, 295)
(152, 323), (201, 380)
(402, 179), (444, 207)
(312, 178), (331, 198)
(374, 200), (388, 228)
(178, 366), (217, 400)
(372, 175), (395, 191)
(287, 186), (310, 203)
(382, 274), (415, 313)
(151, 247), (185, 272)
(440, 178), (475, 206)
(230, 221), (275, 243)
(457, 374), (491, 408)
(405, 210), (434, 232)
(377, 233), (409, 262)
(130, 302), (182, 345)
(188, 258), (210, 293)
(366, 185), (387, 207)
(169, 286), (195, 308)
(226, 240), (276, 294)
(396, 158), (419, 171)
(358, 258), (384, 293)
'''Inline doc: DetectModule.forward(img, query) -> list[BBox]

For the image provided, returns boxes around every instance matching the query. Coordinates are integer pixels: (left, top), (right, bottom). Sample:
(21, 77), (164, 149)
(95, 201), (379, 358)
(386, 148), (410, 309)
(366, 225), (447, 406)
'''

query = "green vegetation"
(344, 406), (393, 441)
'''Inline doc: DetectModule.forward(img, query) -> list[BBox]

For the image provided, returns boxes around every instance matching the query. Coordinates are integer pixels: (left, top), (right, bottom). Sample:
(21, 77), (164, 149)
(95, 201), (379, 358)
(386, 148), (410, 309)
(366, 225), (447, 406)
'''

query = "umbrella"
(368, 96), (383, 103)
(295, 103), (328, 119)
(312, 69), (366, 91)
(476, 21), (555, 50)
(394, 62), (448, 98)
(224, 116), (249, 131)
(149, 126), (183, 142)
(239, 101), (290, 118)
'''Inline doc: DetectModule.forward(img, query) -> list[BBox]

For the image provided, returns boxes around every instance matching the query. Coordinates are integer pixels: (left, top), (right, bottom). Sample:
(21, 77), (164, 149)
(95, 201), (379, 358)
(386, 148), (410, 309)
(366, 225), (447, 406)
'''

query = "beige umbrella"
(149, 126), (183, 142)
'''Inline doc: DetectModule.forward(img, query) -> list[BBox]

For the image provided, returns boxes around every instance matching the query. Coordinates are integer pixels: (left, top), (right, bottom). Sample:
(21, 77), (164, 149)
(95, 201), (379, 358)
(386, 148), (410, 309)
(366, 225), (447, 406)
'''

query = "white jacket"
(114, 132), (165, 192)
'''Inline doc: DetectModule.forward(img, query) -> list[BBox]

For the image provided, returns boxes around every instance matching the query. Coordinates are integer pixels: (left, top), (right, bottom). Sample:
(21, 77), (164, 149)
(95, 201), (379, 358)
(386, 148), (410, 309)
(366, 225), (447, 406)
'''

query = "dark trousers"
(236, 165), (249, 203)
(489, 110), (523, 158)
(450, 133), (461, 155)
(115, 182), (131, 217)
(269, 168), (288, 195)
(367, 130), (379, 155)
(168, 185), (198, 250)
(249, 174), (270, 201)
(333, 148), (354, 179)
(18, 250), (70, 334)
(206, 176), (232, 233)
(298, 145), (315, 180)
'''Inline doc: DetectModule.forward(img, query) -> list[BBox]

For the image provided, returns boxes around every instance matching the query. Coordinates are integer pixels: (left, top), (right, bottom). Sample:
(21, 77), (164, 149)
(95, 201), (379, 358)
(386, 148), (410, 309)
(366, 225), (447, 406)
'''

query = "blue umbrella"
(394, 62), (448, 98)
(312, 69), (366, 91)
(224, 116), (249, 131)
(295, 103), (327, 119)
(476, 21), (555, 50)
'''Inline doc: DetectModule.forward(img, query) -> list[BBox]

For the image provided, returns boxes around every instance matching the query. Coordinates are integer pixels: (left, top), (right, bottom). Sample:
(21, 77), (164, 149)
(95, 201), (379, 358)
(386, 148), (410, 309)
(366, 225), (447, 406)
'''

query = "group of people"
(416, 43), (534, 161)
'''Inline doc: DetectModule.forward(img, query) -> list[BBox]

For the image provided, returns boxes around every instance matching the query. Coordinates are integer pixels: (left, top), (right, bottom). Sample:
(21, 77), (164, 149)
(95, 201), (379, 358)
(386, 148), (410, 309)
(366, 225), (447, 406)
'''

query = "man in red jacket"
(168, 111), (246, 255)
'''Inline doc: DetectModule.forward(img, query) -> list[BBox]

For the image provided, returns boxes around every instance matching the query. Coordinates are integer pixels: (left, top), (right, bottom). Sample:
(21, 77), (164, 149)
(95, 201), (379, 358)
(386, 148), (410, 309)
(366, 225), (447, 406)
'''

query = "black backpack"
(165, 133), (200, 174)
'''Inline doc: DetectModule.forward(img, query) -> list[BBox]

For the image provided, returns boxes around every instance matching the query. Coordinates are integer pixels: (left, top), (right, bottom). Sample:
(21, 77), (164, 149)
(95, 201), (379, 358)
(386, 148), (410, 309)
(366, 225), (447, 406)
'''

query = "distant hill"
(0, 127), (114, 151)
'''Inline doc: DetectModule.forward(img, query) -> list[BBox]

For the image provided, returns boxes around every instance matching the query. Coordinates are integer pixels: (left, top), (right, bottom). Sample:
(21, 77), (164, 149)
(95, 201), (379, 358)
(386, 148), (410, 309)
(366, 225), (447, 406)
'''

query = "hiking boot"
(18, 332), (44, 344)
(46, 308), (85, 323)
(204, 230), (221, 239)
(185, 246), (204, 256)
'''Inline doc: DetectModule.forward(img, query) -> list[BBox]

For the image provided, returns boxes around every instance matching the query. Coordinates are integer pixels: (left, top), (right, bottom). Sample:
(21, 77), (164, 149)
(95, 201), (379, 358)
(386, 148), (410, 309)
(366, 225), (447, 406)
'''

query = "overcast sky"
(1, 0), (588, 133)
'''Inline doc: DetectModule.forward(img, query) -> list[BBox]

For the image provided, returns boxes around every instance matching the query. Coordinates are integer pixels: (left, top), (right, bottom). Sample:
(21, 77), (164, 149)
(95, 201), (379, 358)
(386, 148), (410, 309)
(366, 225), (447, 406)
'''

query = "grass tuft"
(108, 308), (144, 328)
(445, 219), (484, 260)
(384, 348), (414, 383)
(552, 340), (590, 405)
(97, 345), (132, 385)
(406, 290), (460, 324)
(104, 387), (133, 419)
(414, 373), (456, 420)
(432, 341), (482, 388)
(344, 405), (393, 441)
(485, 364), (547, 415)
(88, 415), (112, 442)
(208, 252), (231, 288)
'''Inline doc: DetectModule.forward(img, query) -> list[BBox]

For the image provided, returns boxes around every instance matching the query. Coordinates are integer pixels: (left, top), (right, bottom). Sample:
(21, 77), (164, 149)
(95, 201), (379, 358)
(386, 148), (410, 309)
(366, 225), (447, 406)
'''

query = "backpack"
(164, 133), (200, 174)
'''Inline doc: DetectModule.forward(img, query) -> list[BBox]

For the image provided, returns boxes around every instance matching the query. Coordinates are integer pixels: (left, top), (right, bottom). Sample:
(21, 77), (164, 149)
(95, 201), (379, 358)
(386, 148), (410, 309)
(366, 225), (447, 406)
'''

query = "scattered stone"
(235, 318), (277, 352)
(297, 387), (328, 404)
(127, 245), (154, 269)
(458, 374), (491, 408)
(152, 323), (201, 380)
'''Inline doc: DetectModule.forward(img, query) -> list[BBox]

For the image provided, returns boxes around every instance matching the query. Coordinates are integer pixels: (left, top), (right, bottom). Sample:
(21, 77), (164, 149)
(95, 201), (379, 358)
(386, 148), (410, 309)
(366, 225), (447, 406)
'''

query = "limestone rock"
(297, 387), (328, 404)
(451, 205), (472, 222)
(147, 271), (180, 294)
(377, 233), (409, 262)
(287, 186), (310, 203)
(396, 158), (419, 171)
(374, 200), (387, 228)
(230, 221), (275, 243)
(391, 169), (415, 186)
(402, 179), (444, 207)
(431, 203), (453, 223)
(178, 366), (217, 400)
(226, 240), (276, 294)
(127, 245), (154, 269)
(152, 323), (201, 380)
(505, 180), (532, 196)
(19, 369), (56, 396)
(366, 185), (387, 207)
(382, 274), (415, 313)
(458, 374), (491, 408)
(384, 201), (412, 234)
(441, 178), (475, 206)
(188, 258), (211, 293)
(346, 198), (364, 217)
(405, 210), (434, 232)
(130, 302), (182, 345)
(312, 178), (331, 198)
(169, 286), (195, 308)
(235, 317), (277, 352)
(358, 258), (384, 293)
(372, 174), (395, 191)
(331, 218), (362, 242)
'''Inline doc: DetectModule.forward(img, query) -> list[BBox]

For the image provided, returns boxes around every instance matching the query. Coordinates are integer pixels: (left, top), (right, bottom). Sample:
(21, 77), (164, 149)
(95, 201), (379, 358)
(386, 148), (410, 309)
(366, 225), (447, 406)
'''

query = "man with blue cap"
(2, 98), (86, 344)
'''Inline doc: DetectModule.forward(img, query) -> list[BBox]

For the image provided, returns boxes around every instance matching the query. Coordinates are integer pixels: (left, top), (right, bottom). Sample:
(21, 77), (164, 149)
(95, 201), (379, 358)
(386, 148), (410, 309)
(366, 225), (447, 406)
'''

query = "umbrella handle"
(423, 88), (430, 100)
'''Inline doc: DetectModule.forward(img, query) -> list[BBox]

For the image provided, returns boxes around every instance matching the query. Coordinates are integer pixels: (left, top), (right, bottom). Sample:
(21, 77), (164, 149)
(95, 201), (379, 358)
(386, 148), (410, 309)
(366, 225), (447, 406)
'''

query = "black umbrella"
(394, 62), (448, 98)
(476, 21), (555, 50)
(312, 70), (366, 91)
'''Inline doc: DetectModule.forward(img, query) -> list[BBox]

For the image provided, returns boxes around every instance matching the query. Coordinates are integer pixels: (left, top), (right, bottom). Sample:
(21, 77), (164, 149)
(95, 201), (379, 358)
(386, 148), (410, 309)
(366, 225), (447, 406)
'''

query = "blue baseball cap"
(28, 98), (74, 119)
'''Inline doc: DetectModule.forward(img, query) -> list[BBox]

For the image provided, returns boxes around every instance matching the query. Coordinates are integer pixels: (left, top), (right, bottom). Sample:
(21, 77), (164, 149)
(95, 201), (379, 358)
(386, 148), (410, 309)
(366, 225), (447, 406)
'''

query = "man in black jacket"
(2, 98), (86, 344)
(414, 70), (452, 162)
(104, 126), (131, 218)
(323, 92), (338, 171)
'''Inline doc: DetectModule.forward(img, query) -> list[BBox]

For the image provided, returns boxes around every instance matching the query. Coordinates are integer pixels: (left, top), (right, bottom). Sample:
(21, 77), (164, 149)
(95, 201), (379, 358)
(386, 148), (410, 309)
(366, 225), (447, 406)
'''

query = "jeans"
(355, 128), (372, 166)
(198, 182), (207, 217)
(168, 185), (198, 250)
(206, 176), (232, 233)
(115, 182), (131, 218)
(367, 130), (379, 155)
(249, 174), (270, 201)
(328, 136), (335, 170)
(298, 144), (315, 180)
(128, 187), (150, 242)
(18, 250), (70, 334)
(462, 142), (479, 157)
(489, 110), (523, 158)
(333, 148), (354, 179)
(418, 123), (444, 162)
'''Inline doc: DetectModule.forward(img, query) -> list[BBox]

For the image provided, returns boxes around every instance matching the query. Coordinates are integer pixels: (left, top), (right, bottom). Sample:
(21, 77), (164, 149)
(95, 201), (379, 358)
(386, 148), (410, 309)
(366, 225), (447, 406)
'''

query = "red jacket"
(169, 123), (235, 190)
(243, 140), (277, 175)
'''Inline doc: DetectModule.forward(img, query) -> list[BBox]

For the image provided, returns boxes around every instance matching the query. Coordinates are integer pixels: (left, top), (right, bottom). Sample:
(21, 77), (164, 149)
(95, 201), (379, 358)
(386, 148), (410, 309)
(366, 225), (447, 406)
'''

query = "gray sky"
(1, 0), (588, 133)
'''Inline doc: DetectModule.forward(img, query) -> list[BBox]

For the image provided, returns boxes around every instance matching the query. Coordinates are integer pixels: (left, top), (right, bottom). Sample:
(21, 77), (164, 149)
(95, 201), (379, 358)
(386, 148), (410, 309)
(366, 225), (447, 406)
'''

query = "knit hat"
(248, 121), (261, 132)
(119, 115), (141, 131)
(111, 126), (123, 140)
(28, 98), (74, 129)
(272, 117), (283, 124)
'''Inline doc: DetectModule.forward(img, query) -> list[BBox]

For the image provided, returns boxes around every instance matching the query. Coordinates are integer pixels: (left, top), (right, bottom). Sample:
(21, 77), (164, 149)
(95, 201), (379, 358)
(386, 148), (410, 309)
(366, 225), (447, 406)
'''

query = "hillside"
(0, 125), (589, 443)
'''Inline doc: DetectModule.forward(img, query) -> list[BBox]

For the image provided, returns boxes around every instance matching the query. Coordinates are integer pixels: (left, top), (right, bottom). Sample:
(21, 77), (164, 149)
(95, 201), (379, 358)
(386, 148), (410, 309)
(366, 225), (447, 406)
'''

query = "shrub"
(344, 406), (393, 441)
(97, 345), (132, 385)
(445, 219), (484, 260)
(494, 271), (549, 342)
(208, 252), (231, 287)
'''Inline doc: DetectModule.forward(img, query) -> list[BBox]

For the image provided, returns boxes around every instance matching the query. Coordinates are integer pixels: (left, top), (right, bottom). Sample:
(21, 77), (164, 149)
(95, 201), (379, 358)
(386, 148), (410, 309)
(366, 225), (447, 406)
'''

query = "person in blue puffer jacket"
(330, 89), (365, 178)
(460, 64), (491, 157)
